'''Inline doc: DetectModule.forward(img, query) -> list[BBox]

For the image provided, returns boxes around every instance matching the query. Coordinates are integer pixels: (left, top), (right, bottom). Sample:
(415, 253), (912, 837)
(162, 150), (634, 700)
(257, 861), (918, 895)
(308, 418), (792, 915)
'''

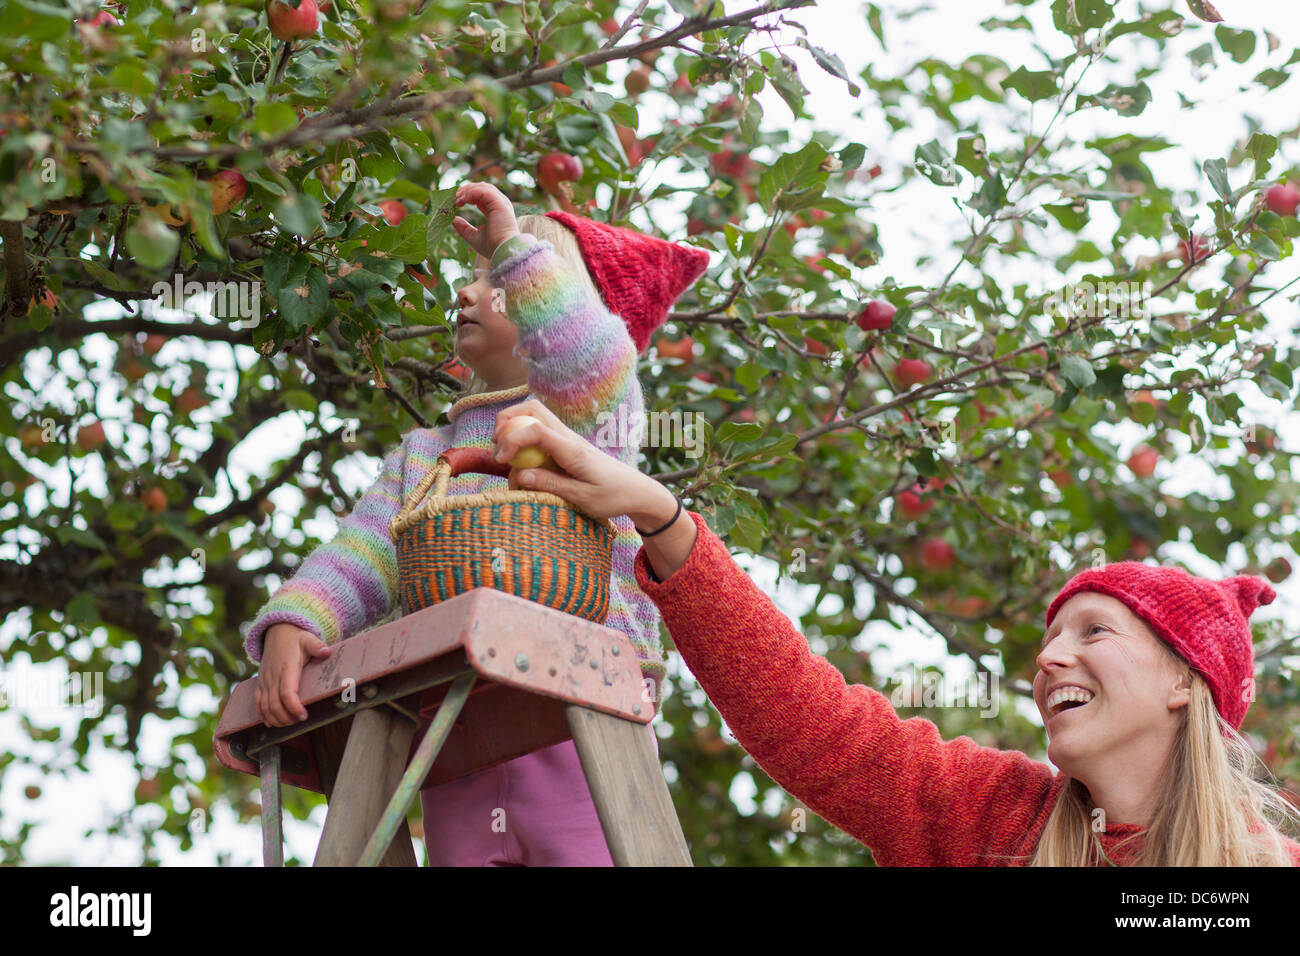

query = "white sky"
(2, 0), (1298, 862)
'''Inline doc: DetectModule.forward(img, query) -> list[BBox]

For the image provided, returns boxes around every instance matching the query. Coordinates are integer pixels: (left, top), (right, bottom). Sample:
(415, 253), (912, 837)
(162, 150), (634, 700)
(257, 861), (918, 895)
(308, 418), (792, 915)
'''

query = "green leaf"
(1059, 355), (1097, 388)
(1248, 233), (1281, 261)
(1248, 133), (1278, 179)
(1186, 0), (1223, 23)
(276, 270), (330, 330)
(1052, 0), (1115, 35)
(367, 213), (429, 263)
(795, 38), (861, 96)
(718, 422), (764, 444)
(1003, 68), (1059, 102)
(954, 135), (988, 175)
(254, 102), (298, 139)
(425, 187), (458, 255)
(81, 260), (135, 292)
(1203, 158), (1232, 202)
(914, 139), (958, 187)
(767, 53), (808, 116)
(125, 215), (179, 270)
(275, 192), (324, 238)
(1086, 82), (1152, 116)
(1215, 25), (1256, 63)
(756, 142), (828, 211)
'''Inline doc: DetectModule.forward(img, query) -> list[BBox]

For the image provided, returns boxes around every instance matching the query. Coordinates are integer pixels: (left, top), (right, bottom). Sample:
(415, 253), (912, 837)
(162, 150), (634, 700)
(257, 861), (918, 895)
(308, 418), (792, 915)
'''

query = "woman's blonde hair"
(457, 213), (601, 397)
(1020, 644), (1300, 866)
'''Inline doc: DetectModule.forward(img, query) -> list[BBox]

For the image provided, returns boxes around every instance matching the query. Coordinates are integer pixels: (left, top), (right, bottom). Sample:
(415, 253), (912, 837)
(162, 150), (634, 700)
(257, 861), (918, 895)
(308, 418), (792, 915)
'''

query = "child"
(489, 404), (1300, 866)
(244, 181), (710, 865)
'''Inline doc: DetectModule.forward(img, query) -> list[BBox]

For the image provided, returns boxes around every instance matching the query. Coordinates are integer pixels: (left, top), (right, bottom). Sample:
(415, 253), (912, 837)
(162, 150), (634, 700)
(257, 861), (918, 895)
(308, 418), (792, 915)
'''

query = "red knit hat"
(1044, 562), (1276, 729)
(543, 210), (711, 354)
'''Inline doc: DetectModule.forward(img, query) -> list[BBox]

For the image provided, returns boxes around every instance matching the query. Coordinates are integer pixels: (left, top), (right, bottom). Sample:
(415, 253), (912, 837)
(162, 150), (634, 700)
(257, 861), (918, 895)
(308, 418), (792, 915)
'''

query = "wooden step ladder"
(214, 587), (692, 866)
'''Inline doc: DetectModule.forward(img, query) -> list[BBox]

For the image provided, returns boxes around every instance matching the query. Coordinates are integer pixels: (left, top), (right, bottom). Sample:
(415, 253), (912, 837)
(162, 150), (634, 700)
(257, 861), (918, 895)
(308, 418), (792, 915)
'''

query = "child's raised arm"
(631, 509), (1061, 866)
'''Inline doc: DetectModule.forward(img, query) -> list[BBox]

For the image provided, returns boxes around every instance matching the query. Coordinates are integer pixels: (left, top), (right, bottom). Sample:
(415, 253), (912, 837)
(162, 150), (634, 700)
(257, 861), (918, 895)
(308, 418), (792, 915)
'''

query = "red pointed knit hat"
(1044, 562), (1276, 729)
(544, 210), (711, 354)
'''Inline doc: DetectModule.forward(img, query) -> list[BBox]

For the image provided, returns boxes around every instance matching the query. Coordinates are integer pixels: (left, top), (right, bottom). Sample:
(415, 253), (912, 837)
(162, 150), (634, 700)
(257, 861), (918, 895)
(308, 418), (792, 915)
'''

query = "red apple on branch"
(895, 358), (931, 388)
(266, 0), (319, 42)
(1264, 181), (1299, 217)
(624, 67), (652, 97)
(920, 538), (956, 573)
(896, 478), (945, 518)
(1177, 234), (1208, 266)
(378, 199), (407, 226)
(654, 335), (695, 365)
(1127, 445), (1159, 478)
(855, 300), (895, 331)
(144, 487), (167, 514)
(210, 169), (247, 215)
(536, 151), (582, 196)
(76, 421), (107, 451)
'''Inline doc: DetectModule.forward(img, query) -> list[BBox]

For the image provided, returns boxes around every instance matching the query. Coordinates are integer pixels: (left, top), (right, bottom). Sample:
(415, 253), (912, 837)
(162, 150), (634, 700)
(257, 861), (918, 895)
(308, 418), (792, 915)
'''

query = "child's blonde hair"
(457, 214), (602, 397)
(1016, 646), (1300, 865)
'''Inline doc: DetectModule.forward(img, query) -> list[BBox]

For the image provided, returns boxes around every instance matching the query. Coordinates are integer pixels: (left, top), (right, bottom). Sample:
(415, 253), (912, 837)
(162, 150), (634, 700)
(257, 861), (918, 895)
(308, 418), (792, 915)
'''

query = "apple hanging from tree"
(919, 538), (956, 573)
(855, 300), (895, 331)
(1177, 234), (1208, 265)
(1127, 445), (1159, 478)
(624, 67), (652, 97)
(144, 487), (168, 514)
(378, 199), (407, 226)
(266, 0), (319, 42)
(895, 358), (931, 388)
(896, 478), (944, 518)
(210, 169), (247, 215)
(76, 421), (106, 451)
(142, 333), (167, 356)
(536, 151), (582, 196)
(654, 334), (695, 365)
(1264, 181), (1299, 217)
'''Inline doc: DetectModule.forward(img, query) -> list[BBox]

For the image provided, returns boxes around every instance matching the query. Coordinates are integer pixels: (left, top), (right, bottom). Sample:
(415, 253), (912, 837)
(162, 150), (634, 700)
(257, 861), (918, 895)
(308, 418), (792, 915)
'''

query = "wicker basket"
(388, 446), (615, 623)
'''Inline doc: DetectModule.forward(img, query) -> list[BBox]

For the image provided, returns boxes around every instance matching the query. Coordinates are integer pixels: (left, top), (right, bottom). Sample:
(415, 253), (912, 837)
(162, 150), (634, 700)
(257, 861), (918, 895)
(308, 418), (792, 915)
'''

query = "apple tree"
(1, 0), (1298, 865)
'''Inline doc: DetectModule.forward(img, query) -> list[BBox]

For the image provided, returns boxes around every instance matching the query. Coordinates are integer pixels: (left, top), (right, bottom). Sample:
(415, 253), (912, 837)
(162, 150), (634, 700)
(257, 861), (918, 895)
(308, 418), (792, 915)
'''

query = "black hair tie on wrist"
(635, 495), (682, 537)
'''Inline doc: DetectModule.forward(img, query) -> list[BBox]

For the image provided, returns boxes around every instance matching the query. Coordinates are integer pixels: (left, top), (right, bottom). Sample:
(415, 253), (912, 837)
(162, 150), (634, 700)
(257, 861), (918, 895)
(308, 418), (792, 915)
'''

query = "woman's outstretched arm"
(631, 508), (1059, 866)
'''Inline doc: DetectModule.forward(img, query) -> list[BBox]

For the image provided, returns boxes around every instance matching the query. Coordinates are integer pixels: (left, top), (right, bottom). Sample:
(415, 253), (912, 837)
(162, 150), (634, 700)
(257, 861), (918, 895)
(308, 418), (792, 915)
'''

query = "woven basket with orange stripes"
(388, 446), (615, 623)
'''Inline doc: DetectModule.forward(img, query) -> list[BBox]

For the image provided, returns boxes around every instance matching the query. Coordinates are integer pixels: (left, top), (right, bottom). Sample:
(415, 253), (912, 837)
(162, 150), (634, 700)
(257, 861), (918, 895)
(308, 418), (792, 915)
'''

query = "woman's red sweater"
(632, 510), (1300, 866)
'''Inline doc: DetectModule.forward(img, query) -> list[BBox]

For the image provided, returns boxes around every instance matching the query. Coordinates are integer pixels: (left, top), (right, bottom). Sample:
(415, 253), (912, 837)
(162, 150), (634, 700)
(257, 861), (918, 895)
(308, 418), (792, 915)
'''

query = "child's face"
(454, 254), (529, 386)
(1032, 592), (1190, 784)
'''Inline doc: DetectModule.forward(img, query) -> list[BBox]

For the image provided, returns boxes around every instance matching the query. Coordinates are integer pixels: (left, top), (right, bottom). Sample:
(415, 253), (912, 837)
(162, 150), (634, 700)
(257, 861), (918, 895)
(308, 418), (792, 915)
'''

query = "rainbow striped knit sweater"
(244, 234), (667, 699)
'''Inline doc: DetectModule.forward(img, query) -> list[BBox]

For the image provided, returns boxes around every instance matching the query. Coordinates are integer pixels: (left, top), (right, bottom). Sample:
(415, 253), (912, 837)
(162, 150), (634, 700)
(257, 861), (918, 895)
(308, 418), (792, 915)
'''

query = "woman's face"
(454, 255), (529, 387)
(1032, 591), (1191, 777)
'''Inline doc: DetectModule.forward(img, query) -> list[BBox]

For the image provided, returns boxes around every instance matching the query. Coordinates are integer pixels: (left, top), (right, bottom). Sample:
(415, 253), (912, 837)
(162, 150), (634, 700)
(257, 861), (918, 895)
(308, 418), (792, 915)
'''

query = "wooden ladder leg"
(259, 743), (283, 867)
(313, 706), (419, 866)
(564, 705), (693, 866)
(312, 715), (417, 867)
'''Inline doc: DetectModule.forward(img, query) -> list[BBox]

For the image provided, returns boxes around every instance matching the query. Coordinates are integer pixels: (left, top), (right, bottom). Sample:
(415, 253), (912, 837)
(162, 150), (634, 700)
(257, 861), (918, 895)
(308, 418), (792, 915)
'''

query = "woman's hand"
(492, 399), (672, 527)
(255, 623), (334, 727)
(452, 182), (521, 260)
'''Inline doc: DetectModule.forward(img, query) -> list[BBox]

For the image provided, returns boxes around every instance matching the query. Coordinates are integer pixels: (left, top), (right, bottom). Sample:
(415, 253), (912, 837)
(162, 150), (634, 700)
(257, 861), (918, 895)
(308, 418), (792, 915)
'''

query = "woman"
(491, 398), (1300, 866)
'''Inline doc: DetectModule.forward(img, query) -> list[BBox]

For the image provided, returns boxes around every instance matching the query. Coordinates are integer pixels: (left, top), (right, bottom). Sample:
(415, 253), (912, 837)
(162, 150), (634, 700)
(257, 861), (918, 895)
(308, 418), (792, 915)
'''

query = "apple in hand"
(497, 415), (556, 471)
(266, 0), (319, 42)
(210, 170), (247, 215)
(855, 300), (895, 331)
(1264, 182), (1299, 217)
(537, 151), (583, 196)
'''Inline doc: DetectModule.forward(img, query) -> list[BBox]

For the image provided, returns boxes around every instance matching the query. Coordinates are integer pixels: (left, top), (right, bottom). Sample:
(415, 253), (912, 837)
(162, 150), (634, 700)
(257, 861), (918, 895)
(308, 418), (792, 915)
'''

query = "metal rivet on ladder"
(362, 684), (378, 699)
(548, 667), (557, 676)
(611, 645), (620, 656)
(589, 659), (599, 670)
(488, 647), (496, 657)
(633, 705), (642, 715)
(515, 653), (529, 671)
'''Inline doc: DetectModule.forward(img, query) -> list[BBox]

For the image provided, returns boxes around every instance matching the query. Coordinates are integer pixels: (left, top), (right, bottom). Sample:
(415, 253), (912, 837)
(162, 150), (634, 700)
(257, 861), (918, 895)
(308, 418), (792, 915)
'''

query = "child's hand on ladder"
(256, 623), (334, 726)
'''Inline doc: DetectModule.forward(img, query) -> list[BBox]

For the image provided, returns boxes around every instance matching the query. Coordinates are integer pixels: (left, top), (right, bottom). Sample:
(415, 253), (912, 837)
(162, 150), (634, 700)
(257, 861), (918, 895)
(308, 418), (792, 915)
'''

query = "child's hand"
(255, 623), (334, 727)
(492, 399), (670, 527)
(452, 182), (521, 261)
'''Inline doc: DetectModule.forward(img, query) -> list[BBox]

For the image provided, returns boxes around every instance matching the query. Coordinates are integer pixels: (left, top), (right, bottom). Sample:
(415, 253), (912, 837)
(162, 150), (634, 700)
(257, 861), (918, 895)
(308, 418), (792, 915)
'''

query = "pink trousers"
(419, 725), (660, 866)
